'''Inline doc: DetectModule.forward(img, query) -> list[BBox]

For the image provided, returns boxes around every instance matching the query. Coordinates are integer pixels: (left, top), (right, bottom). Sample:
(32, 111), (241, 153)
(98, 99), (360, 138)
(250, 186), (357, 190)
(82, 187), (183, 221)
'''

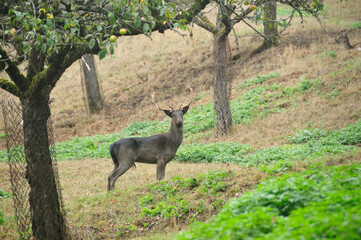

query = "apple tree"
(0, 0), (209, 238)
(193, 0), (323, 136)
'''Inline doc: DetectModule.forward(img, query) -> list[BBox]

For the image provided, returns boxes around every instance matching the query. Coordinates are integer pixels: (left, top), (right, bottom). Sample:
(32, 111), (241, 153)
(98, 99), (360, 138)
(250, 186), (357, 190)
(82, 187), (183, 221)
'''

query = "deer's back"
(114, 134), (175, 164)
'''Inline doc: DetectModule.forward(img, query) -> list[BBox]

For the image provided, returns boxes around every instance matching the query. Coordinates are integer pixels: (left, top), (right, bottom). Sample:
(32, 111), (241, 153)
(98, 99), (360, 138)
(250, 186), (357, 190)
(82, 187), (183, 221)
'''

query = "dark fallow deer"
(336, 34), (361, 50)
(107, 88), (193, 191)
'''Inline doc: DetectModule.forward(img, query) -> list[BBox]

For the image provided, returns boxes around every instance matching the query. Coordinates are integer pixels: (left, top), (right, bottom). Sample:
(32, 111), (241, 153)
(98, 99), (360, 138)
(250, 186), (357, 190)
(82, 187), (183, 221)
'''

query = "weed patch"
(140, 170), (230, 222)
(177, 163), (361, 240)
(0, 190), (11, 225)
(289, 119), (361, 145)
(176, 140), (354, 169)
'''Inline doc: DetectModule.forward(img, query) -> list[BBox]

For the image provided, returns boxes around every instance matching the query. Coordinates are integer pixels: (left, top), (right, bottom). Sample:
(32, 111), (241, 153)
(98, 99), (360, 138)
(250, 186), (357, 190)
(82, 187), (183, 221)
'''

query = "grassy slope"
(1, 0), (361, 239)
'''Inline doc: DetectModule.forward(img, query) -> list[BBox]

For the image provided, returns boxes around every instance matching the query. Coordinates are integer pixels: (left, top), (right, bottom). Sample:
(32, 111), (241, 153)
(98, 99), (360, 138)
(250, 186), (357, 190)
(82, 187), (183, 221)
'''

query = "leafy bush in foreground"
(177, 164), (361, 240)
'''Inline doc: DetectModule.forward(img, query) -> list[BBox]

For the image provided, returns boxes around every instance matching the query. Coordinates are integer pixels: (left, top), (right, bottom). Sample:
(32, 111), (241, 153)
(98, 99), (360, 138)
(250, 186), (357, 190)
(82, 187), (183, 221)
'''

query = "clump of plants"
(177, 163), (361, 239)
(176, 140), (353, 169)
(289, 119), (361, 145)
(140, 170), (230, 223)
(0, 190), (11, 225)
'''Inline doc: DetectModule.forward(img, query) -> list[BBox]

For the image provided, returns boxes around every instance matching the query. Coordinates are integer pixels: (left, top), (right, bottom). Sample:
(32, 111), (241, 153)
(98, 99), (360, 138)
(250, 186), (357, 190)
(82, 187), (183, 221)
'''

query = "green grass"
(289, 119), (361, 145)
(177, 163), (361, 240)
(0, 190), (11, 225)
(176, 139), (355, 168)
(140, 170), (228, 223)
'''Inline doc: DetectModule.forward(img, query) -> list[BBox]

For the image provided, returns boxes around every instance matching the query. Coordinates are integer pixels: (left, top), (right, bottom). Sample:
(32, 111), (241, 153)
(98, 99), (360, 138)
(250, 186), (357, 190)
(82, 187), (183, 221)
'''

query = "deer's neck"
(166, 123), (184, 147)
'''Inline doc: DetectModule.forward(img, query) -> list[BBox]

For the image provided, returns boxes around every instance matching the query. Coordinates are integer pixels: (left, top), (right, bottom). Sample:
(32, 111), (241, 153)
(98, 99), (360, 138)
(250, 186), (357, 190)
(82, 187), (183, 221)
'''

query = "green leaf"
(88, 39), (96, 49)
(108, 12), (115, 24)
(41, 43), (47, 53)
(135, 17), (141, 28)
(109, 44), (114, 55)
(143, 23), (150, 34)
(46, 19), (53, 28)
(168, 2), (177, 9)
(98, 48), (107, 60)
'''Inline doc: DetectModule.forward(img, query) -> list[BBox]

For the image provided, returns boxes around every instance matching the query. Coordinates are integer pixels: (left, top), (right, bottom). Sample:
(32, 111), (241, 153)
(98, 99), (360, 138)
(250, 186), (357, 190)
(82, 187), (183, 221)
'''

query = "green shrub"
(265, 190), (361, 239)
(177, 164), (361, 240)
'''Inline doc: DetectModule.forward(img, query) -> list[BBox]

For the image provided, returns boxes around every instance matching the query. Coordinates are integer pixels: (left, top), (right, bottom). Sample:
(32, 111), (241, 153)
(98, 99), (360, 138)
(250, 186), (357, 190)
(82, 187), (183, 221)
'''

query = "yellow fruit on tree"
(110, 35), (117, 43)
(119, 28), (127, 35)
(11, 28), (16, 36)
(244, 0), (249, 6)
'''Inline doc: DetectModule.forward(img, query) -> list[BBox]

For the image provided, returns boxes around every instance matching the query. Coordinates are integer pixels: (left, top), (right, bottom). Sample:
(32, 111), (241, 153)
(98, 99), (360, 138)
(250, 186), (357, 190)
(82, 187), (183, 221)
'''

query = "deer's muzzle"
(175, 119), (183, 127)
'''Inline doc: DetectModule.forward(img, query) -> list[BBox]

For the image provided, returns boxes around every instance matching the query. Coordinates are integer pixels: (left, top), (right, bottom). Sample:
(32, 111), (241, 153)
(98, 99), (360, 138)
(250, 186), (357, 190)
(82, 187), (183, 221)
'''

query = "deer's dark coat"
(107, 107), (189, 191)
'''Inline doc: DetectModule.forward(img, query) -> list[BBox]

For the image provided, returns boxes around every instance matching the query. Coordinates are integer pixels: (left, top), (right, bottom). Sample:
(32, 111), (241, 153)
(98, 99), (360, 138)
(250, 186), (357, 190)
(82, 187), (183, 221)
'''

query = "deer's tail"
(109, 143), (119, 169)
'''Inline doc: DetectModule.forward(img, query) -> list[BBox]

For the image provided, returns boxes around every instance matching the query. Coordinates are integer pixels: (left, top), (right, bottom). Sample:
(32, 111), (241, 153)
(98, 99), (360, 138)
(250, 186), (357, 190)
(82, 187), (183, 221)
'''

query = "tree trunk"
(81, 54), (104, 114)
(22, 96), (68, 240)
(247, 0), (278, 58)
(263, 0), (278, 48)
(213, 34), (232, 136)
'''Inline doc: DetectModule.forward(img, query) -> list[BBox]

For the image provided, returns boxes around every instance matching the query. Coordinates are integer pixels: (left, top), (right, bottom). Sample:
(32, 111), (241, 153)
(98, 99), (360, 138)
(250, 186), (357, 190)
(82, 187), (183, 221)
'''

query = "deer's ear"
(163, 110), (172, 117)
(181, 105), (189, 115)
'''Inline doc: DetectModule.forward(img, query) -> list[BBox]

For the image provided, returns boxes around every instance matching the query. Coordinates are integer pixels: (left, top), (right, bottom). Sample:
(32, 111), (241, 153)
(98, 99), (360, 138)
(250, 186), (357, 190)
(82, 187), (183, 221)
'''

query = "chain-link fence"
(1, 100), (65, 239)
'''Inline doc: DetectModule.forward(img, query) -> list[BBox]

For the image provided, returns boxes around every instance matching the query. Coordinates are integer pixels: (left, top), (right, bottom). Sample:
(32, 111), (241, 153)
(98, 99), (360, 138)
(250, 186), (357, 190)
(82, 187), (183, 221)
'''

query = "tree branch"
(0, 77), (21, 97)
(28, 43), (92, 98)
(0, 46), (29, 92)
(193, 13), (217, 34)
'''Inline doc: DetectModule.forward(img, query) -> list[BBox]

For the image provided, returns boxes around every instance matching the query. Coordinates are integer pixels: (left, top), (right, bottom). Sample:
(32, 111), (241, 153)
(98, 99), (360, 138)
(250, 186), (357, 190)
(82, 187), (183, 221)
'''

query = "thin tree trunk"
(22, 97), (68, 240)
(81, 54), (104, 114)
(213, 34), (232, 136)
(263, 0), (278, 47)
(247, 0), (278, 58)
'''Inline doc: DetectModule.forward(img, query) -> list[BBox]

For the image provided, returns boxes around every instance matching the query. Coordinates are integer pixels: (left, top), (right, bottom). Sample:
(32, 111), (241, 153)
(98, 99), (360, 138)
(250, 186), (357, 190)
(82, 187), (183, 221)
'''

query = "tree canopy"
(0, 0), (210, 100)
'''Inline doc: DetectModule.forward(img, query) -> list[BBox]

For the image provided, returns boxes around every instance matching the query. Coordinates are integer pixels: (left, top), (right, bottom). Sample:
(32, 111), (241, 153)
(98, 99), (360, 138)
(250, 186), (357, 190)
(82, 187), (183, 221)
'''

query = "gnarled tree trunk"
(22, 96), (68, 240)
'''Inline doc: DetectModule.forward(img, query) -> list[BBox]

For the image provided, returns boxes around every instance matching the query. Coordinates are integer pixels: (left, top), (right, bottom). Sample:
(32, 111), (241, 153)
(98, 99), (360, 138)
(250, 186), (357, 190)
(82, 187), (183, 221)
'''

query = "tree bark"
(21, 96), (69, 240)
(213, 33), (232, 136)
(81, 54), (104, 114)
(263, 0), (279, 47)
(247, 0), (279, 58)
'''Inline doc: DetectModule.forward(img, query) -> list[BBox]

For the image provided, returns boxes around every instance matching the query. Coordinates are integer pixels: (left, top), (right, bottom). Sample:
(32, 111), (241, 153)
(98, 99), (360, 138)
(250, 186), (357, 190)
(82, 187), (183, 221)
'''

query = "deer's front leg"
(156, 159), (166, 180)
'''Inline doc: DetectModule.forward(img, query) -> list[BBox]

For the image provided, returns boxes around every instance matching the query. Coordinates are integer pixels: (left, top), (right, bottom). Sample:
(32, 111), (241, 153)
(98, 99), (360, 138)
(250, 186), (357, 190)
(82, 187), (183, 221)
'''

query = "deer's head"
(152, 87), (193, 128)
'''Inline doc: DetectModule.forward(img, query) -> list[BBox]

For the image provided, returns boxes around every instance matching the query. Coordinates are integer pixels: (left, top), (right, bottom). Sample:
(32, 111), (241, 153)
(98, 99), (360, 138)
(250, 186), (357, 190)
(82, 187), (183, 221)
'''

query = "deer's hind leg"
(107, 161), (134, 191)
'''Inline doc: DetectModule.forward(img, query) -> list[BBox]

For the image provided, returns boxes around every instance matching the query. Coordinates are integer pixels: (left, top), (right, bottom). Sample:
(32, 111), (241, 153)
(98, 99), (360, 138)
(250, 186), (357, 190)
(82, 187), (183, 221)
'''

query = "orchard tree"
(193, 0), (323, 136)
(248, 0), (279, 58)
(0, 0), (209, 239)
(80, 54), (104, 114)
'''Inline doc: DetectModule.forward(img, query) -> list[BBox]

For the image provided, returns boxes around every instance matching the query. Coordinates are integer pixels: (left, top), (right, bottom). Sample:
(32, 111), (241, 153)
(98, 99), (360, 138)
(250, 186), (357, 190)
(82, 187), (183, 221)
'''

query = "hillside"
(0, 0), (361, 239)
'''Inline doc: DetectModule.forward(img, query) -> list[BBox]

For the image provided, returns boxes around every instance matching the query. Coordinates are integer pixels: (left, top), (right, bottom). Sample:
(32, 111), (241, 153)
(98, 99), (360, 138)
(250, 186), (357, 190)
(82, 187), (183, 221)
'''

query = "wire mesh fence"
(1, 100), (66, 239)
